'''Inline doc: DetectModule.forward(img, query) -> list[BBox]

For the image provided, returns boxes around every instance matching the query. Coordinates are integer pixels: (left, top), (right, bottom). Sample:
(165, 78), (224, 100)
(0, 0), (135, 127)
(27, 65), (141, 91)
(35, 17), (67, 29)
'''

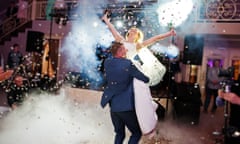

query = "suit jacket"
(101, 57), (149, 112)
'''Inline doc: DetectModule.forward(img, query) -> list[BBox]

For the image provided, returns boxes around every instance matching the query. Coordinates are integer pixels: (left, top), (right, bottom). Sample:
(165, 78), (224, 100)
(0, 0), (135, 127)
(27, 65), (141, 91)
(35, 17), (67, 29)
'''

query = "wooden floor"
(0, 87), (227, 144)
(142, 106), (225, 144)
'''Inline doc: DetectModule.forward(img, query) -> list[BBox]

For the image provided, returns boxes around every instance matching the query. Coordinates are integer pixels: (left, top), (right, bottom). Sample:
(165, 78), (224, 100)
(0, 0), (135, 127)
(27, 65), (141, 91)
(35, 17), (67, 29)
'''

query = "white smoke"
(0, 88), (114, 144)
(61, 0), (114, 86)
(156, 0), (194, 27)
(0, 87), (217, 144)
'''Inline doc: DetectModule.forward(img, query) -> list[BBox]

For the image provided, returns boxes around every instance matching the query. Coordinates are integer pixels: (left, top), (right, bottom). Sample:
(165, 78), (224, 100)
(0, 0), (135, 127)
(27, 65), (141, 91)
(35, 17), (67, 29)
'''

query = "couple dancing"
(101, 11), (176, 144)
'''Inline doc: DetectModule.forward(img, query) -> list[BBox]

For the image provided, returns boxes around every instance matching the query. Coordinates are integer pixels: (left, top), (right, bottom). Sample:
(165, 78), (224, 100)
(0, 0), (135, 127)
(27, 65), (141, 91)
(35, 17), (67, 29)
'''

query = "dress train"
(134, 78), (158, 135)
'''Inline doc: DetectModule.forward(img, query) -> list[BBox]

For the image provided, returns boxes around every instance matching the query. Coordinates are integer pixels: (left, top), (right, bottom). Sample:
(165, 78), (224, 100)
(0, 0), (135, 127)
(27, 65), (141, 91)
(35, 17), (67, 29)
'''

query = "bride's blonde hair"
(125, 27), (144, 43)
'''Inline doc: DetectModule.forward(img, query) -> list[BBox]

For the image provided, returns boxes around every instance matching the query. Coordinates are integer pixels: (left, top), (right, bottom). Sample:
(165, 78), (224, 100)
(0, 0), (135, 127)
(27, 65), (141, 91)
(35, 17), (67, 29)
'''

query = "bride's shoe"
(146, 129), (156, 140)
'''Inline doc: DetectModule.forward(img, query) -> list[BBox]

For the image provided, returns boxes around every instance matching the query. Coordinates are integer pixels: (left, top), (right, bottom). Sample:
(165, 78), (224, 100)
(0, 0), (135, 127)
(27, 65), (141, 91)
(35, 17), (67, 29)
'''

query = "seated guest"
(0, 67), (13, 82)
(6, 75), (29, 110)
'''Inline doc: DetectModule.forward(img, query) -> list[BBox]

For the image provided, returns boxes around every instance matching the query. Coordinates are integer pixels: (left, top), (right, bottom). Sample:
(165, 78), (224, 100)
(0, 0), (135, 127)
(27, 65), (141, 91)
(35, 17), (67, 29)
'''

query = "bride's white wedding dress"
(123, 42), (166, 134)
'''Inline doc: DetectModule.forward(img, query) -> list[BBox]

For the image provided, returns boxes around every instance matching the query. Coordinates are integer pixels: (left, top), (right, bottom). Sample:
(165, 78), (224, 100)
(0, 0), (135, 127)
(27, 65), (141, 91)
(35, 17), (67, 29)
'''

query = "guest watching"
(203, 59), (225, 113)
(6, 75), (29, 110)
(7, 43), (23, 69)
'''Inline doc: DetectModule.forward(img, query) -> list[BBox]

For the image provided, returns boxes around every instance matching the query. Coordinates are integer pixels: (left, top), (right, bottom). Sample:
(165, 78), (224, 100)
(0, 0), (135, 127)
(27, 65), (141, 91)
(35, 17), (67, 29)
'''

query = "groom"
(100, 42), (149, 144)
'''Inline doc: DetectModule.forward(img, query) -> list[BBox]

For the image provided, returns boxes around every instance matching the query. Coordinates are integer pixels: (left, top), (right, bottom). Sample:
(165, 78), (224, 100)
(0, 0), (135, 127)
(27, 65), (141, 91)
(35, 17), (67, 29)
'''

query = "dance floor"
(0, 87), (226, 144)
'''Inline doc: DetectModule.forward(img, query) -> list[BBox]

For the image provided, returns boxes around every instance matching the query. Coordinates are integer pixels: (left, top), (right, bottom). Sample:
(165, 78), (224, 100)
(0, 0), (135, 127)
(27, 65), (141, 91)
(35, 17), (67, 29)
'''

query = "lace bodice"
(123, 42), (138, 61)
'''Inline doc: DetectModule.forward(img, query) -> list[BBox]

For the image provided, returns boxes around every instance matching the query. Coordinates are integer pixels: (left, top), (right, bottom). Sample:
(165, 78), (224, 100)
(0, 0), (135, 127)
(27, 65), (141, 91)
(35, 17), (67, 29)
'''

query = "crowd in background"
(0, 42), (60, 110)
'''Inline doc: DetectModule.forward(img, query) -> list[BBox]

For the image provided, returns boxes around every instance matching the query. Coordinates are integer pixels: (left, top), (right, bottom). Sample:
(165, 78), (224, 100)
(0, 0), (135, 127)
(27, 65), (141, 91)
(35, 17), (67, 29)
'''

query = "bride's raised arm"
(102, 11), (125, 42)
(141, 28), (176, 48)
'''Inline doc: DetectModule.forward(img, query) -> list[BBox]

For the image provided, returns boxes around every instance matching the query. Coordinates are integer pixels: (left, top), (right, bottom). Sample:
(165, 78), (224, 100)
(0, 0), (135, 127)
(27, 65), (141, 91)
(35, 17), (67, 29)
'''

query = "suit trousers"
(110, 111), (142, 144)
(204, 88), (218, 112)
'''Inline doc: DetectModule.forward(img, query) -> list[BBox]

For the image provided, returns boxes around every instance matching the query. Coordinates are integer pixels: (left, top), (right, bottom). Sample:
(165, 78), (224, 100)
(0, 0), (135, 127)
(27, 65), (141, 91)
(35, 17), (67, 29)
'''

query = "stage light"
(53, 0), (68, 26)
(166, 44), (179, 58)
(150, 43), (167, 54)
(54, 0), (67, 9)
(56, 16), (68, 26)
(115, 20), (124, 28)
(93, 22), (98, 27)
(133, 21), (138, 26)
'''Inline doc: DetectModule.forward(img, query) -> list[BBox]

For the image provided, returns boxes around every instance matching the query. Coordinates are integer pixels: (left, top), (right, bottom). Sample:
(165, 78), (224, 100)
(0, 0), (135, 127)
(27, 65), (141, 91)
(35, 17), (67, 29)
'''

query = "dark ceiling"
(0, 0), (12, 18)
(0, 1), (11, 13)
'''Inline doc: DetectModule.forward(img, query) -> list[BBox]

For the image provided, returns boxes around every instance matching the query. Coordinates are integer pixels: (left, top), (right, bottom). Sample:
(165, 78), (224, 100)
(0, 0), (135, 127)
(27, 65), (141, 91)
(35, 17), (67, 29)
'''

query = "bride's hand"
(170, 28), (176, 36)
(102, 10), (110, 22)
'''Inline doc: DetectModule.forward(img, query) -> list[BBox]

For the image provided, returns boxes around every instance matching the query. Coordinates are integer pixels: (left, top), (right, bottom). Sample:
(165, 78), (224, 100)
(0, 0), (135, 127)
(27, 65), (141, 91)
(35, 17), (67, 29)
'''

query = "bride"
(102, 11), (176, 137)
